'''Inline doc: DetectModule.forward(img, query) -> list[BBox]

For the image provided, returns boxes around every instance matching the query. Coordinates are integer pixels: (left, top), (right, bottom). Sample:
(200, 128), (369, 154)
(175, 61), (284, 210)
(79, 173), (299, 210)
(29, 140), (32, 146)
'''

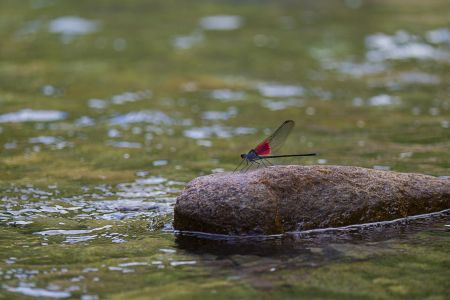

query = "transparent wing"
(254, 120), (295, 155)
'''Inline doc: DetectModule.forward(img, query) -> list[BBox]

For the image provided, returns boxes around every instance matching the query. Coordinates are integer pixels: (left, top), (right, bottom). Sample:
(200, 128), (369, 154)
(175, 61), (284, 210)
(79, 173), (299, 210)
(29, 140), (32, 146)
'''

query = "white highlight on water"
(199, 15), (243, 30)
(49, 16), (98, 35)
(34, 225), (112, 236)
(0, 109), (67, 123)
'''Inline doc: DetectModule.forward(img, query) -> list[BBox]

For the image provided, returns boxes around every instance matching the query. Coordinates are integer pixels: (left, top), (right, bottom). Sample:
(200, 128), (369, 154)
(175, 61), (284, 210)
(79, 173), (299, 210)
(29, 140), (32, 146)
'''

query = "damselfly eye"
(240, 154), (245, 159)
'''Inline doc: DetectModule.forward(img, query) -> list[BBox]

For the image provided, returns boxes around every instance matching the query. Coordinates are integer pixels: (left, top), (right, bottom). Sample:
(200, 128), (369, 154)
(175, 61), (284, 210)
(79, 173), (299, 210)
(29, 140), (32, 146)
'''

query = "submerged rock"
(173, 165), (450, 235)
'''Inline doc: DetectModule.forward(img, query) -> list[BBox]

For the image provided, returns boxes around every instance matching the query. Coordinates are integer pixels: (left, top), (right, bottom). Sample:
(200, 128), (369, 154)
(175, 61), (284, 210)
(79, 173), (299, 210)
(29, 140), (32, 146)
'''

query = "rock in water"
(173, 165), (450, 235)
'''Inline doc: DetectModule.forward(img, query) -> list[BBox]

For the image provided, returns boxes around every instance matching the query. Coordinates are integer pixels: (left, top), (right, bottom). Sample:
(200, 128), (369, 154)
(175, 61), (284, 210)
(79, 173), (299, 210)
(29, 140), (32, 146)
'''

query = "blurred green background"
(0, 0), (449, 299)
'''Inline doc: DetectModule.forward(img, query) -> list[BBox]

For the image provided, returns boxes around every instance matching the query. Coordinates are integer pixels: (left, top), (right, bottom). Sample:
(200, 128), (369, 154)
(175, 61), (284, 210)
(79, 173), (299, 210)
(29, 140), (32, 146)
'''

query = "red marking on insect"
(255, 140), (271, 155)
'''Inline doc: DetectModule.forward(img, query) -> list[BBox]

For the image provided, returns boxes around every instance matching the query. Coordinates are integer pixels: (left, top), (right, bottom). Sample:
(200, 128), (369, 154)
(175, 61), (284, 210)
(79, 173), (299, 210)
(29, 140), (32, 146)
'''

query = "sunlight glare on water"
(199, 15), (243, 31)
(0, 109), (68, 123)
(49, 16), (99, 35)
(183, 125), (257, 139)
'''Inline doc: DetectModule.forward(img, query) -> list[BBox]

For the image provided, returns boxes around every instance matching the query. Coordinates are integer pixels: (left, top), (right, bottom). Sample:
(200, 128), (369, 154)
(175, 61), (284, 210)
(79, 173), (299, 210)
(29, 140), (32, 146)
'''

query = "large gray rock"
(173, 165), (450, 235)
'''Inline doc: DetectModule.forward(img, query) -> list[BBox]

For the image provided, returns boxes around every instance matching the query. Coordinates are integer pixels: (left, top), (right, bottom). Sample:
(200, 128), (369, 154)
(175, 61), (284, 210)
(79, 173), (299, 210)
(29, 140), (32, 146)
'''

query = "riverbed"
(0, 1), (449, 299)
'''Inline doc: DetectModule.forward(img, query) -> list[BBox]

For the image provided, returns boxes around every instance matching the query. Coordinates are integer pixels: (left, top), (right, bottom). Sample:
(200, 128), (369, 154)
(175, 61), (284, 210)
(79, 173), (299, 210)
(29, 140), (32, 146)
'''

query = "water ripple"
(200, 15), (243, 31)
(0, 109), (67, 123)
(4, 284), (71, 298)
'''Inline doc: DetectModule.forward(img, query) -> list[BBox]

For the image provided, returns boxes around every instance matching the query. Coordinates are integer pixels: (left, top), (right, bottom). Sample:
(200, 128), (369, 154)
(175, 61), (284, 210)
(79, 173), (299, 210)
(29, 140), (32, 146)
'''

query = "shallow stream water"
(0, 0), (449, 299)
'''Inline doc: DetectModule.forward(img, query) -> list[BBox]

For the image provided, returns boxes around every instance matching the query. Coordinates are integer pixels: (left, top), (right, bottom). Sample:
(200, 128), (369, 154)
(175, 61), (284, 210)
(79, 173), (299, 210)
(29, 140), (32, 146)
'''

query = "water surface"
(0, 0), (449, 299)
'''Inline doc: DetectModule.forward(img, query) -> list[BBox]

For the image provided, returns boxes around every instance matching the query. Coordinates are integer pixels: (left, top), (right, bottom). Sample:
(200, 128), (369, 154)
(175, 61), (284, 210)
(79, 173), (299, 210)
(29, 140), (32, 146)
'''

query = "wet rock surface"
(174, 165), (450, 235)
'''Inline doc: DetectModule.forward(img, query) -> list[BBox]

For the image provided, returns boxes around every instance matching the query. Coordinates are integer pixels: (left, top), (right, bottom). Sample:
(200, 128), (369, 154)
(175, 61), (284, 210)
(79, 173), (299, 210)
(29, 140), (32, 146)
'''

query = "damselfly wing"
(254, 120), (295, 156)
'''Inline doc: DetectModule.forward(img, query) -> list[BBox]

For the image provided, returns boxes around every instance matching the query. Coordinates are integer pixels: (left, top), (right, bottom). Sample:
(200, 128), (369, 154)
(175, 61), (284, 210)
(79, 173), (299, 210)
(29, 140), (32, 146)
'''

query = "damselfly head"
(240, 153), (246, 159)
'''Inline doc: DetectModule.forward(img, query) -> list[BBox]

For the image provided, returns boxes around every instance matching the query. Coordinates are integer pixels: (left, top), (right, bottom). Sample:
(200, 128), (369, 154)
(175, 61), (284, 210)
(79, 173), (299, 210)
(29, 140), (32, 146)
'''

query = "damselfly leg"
(233, 158), (245, 173)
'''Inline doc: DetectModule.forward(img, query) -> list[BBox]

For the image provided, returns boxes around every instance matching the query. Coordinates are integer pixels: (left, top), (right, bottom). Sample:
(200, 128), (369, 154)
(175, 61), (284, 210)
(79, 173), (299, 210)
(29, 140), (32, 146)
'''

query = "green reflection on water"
(0, 0), (449, 299)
